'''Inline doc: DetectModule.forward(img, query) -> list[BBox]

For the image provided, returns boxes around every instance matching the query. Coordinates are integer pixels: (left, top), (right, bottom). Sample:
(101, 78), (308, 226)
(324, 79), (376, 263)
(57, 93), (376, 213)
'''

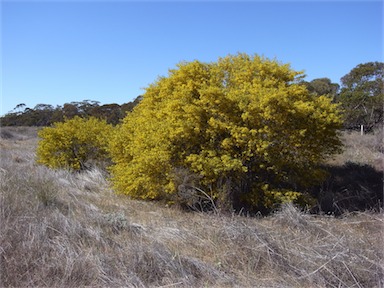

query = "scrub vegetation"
(108, 54), (342, 213)
(1, 54), (383, 287)
(0, 126), (383, 287)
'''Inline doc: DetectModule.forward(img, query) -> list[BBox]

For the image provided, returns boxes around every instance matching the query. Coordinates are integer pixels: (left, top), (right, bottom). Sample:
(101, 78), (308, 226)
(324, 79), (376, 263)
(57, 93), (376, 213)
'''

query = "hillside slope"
(1, 127), (383, 287)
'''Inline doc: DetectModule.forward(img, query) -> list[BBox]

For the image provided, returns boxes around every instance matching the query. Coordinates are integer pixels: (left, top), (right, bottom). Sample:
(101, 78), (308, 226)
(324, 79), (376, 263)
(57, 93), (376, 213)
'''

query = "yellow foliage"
(37, 116), (114, 170)
(262, 185), (316, 208)
(109, 53), (343, 208)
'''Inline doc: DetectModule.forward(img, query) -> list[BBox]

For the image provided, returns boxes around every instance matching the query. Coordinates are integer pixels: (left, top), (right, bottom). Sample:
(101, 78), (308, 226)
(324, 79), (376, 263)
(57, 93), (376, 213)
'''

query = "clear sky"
(1, 0), (383, 116)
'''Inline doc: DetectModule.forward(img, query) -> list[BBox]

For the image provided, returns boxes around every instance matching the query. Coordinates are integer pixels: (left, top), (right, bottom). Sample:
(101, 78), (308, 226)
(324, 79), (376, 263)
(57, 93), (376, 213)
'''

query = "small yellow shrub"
(37, 116), (114, 170)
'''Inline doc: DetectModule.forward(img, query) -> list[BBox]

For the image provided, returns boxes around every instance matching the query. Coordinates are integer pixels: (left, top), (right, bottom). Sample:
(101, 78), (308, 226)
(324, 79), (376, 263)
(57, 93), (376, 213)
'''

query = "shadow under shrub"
(311, 162), (383, 215)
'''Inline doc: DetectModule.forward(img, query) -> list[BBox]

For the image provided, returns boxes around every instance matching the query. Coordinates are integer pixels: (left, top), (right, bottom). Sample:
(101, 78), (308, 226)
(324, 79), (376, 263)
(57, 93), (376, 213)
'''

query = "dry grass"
(1, 127), (383, 287)
(328, 129), (384, 171)
(0, 126), (40, 141)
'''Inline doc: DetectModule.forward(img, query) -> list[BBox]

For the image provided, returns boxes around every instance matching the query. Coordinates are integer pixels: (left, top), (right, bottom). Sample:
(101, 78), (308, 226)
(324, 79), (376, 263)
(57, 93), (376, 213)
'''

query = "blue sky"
(1, 1), (382, 116)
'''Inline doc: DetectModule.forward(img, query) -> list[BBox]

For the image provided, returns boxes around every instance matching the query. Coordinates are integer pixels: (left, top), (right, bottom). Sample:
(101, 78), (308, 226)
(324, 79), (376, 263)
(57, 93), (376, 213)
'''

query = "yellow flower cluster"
(37, 116), (114, 170)
(108, 53), (342, 207)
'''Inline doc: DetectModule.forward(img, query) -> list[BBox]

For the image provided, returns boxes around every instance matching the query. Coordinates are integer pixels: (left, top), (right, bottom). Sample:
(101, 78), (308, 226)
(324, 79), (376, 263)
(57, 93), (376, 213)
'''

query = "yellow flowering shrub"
(37, 116), (114, 170)
(109, 53), (342, 210)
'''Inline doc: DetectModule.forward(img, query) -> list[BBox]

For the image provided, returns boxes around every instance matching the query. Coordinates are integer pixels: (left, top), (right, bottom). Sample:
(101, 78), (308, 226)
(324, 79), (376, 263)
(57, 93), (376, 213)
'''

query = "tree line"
(1, 61), (383, 131)
(1, 96), (142, 126)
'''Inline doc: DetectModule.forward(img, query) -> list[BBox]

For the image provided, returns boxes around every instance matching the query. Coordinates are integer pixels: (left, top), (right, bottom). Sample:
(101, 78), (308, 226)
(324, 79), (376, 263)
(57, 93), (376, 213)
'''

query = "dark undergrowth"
(310, 162), (383, 215)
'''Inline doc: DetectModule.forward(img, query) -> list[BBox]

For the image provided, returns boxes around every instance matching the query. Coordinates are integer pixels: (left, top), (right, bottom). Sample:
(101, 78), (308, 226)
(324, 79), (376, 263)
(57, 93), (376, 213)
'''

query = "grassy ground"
(328, 129), (384, 171)
(0, 127), (383, 287)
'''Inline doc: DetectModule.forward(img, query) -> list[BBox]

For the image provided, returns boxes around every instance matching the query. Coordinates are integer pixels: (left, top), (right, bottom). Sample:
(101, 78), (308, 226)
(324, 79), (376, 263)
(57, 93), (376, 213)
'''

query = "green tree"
(62, 103), (79, 119)
(121, 95), (143, 115)
(37, 116), (114, 170)
(338, 62), (383, 131)
(109, 53), (342, 212)
(303, 78), (339, 98)
(90, 103), (123, 125)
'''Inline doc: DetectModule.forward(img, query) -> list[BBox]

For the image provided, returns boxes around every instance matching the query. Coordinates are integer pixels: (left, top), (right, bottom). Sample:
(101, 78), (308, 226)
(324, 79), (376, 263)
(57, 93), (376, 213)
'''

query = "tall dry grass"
(328, 129), (384, 171)
(0, 127), (383, 287)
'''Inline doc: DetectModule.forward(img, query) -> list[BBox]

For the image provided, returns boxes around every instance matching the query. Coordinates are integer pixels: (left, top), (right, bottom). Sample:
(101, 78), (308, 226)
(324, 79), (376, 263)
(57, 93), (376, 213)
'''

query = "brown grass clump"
(1, 127), (383, 287)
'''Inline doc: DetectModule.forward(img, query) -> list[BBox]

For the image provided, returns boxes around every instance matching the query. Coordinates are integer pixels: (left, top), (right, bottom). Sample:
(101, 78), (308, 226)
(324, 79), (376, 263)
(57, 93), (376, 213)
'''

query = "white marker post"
(360, 124), (364, 136)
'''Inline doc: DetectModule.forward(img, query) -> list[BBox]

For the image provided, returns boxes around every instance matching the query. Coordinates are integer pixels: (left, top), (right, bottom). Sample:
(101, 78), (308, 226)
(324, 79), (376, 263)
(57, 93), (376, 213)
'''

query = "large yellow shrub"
(109, 53), (342, 210)
(37, 116), (114, 170)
